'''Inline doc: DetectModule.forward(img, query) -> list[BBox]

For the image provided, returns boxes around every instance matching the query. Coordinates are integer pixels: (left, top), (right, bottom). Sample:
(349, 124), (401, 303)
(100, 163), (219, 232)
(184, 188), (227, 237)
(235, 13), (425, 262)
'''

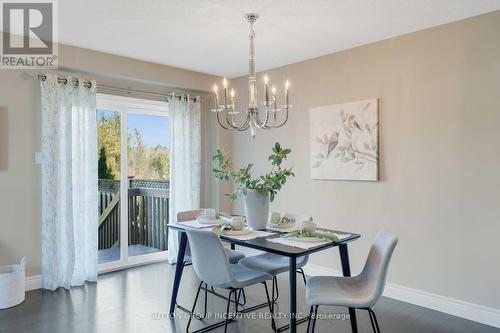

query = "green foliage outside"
(97, 113), (170, 180)
(212, 142), (294, 202)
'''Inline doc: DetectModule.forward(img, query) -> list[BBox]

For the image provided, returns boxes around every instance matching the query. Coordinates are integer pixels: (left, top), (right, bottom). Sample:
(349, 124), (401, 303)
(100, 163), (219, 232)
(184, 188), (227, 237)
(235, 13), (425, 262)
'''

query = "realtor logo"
(1, 0), (58, 68)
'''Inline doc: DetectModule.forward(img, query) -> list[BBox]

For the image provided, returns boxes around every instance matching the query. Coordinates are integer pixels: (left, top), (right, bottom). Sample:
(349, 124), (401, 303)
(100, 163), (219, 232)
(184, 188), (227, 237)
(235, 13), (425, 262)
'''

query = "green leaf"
(212, 142), (294, 204)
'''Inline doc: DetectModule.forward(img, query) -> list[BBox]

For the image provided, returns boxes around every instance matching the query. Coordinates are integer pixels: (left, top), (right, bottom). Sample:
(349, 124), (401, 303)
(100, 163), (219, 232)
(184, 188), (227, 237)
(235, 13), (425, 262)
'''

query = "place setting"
(212, 215), (276, 240)
(266, 215), (352, 249)
(265, 212), (304, 232)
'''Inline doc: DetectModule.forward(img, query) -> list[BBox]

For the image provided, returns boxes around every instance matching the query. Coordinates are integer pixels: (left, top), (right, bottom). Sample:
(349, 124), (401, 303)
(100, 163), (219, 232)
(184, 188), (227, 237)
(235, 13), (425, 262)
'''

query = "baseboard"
(303, 263), (500, 329)
(25, 275), (42, 291)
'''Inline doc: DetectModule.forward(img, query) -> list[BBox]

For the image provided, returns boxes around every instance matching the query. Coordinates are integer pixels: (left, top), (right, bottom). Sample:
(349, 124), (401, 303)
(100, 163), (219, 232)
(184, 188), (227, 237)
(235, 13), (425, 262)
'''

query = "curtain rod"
(36, 74), (201, 102)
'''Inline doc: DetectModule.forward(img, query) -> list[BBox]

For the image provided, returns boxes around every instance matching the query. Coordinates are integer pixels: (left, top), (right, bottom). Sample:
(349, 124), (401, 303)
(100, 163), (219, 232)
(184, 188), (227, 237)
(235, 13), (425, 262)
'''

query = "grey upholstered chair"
(177, 210), (246, 319)
(306, 230), (398, 333)
(239, 213), (310, 307)
(177, 210), (245, 265)
(185, 228), (276, 333)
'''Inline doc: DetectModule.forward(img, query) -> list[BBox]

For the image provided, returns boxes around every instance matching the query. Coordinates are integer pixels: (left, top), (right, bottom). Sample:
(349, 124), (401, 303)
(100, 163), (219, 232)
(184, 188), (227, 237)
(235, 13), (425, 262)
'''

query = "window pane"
(97, 109), (121, 264)
(127, 114), (170, 257)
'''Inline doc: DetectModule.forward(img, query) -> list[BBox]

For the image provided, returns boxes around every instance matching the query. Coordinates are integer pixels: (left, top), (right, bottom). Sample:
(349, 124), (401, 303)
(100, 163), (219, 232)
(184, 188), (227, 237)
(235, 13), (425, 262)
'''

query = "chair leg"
(367, 308), (376, 333)
(186, 282), (204, 333)
(306, 305), (318, 333)
(262, 281), (277, 332)
(224, 290), (236, 333)
(238, 288), (247, 306)
(306, 306), (314, 333)
(271, 277), (275, 312)
(273, 276), (279, 302)
(297, 268), (307, 285)
(234, 289), (239, 313)
(367, 308), (381, 333)
(201, 283), (208, 319)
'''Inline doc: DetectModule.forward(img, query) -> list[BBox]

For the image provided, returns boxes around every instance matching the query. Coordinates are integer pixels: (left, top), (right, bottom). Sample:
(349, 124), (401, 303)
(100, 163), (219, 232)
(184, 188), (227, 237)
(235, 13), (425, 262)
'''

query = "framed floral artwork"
(310, 99), (378, 181)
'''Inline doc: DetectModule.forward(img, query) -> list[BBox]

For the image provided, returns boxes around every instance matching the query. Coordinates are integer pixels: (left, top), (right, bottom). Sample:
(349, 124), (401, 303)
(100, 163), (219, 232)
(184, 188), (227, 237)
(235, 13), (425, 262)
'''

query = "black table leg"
(339, 243), (358, 333)
(169, 231), (188, 317)
(289, 256), (297, 333)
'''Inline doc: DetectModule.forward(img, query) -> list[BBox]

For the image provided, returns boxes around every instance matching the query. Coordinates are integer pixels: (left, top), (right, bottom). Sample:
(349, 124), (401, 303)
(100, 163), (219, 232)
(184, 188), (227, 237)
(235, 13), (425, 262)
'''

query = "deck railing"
(98, 179), (169, 251)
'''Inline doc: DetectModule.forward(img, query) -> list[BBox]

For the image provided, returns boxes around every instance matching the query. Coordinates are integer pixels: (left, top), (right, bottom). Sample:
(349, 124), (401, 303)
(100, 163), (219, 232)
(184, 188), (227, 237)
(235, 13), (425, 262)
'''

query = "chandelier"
(211, 13), (291, 138)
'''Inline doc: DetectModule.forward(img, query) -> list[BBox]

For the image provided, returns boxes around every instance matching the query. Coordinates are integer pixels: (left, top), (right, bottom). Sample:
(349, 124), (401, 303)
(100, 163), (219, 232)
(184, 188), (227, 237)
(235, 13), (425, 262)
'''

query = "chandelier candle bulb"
(272, 86), (277, 111)
(285, 81), (290, 108)
(231, 89), (235, 110)
(213, 84), (219, 111)
(264, 75), (269, 107)
(223, 78), (228, 109)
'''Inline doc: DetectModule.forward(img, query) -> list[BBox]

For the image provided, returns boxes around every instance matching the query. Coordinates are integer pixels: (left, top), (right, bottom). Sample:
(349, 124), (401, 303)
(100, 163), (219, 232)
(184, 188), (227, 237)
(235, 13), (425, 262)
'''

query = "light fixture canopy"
(211, 13), (292, 138)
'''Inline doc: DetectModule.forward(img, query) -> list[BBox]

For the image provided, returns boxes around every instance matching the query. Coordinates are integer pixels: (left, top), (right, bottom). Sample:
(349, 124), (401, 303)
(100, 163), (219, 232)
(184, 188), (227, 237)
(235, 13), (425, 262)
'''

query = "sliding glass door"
(97, 94), (170, 272)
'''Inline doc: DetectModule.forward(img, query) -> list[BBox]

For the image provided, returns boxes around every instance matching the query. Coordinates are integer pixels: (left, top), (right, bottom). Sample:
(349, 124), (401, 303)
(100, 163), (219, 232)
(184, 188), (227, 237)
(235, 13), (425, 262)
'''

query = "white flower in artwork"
(310, 99), (378, 181)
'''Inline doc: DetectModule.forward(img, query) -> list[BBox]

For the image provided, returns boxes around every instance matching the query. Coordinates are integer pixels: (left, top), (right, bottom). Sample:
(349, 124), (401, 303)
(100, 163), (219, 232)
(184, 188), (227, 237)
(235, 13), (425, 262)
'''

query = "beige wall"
(0, 45), (222, 276)
(228, 11), (500, 310)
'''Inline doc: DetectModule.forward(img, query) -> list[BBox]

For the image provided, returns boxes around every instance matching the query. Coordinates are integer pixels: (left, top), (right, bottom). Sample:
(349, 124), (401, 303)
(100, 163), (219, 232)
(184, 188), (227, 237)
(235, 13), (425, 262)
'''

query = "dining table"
(167, 222), (361, 333)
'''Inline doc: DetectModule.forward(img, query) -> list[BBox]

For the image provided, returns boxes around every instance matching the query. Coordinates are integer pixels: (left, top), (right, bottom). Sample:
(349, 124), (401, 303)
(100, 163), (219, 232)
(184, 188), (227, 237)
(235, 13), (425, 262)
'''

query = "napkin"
(267, 237), (331, 249)
(283, 231), (340, 242)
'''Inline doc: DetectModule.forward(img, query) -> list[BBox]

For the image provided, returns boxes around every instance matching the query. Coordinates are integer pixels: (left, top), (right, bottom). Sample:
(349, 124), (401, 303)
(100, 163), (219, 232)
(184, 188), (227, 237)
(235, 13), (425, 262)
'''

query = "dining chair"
(177, 210), (246, 265)
(177, 210), (246, 318)
(185, 228), (276, 333)
(238, 213), (309, 309)
(305, 230), (398, 333)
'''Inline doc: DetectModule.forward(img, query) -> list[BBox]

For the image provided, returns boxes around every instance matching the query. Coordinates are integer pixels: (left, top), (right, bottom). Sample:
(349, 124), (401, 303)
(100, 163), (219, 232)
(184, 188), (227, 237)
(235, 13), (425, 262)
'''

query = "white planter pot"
(243, 189), (270, 230)
(0, 257), (26, 309)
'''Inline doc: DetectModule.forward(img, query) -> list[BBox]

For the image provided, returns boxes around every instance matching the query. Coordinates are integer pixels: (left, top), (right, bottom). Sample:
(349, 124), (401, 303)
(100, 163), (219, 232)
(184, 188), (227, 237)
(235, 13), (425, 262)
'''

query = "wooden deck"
(98, 244), (161, 264)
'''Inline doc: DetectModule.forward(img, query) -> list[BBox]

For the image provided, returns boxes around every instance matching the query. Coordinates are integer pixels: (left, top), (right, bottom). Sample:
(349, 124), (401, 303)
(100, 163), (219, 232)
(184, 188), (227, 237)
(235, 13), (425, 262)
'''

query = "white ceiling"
(56, 0), (500, 78)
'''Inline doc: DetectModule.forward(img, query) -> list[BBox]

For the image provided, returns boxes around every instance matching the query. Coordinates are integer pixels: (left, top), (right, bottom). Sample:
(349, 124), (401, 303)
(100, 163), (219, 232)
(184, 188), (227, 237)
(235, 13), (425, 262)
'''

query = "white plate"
(196, 217), (220, 225)
(284, 235), (327, 243)
(222, 228), (253, 236)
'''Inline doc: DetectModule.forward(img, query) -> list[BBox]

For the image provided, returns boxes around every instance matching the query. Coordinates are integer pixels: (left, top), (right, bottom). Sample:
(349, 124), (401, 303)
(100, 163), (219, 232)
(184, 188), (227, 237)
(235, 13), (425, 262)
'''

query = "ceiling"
(55, 0), (500, 78)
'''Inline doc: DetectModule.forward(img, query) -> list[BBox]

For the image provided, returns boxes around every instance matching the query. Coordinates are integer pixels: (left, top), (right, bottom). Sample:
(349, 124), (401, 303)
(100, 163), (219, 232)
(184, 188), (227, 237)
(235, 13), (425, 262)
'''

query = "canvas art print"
(310, 99), (378, 181)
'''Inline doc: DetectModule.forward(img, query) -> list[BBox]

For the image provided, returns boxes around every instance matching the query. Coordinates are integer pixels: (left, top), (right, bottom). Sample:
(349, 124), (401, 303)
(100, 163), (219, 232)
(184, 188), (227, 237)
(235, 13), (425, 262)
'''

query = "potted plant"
(212, 143), (294, 230)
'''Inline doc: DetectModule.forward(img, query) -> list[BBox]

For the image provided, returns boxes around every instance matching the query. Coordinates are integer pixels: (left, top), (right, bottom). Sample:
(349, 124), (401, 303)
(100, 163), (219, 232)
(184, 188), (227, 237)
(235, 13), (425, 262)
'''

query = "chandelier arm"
(251, 106), (273, 129)
(235, 119), (251, 131)
(228, 109), (252, 130)
(216, 110), (236, 130)
(224, 109), (237, 128)
(231, 111), (251, 131)
(269, 107), (289, 128)
(217, 109), (251, 130)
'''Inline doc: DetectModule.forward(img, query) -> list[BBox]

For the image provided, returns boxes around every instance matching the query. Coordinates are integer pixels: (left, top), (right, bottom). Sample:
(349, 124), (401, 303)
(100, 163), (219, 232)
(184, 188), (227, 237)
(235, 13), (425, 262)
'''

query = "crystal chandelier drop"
(211, 13), (292, 138)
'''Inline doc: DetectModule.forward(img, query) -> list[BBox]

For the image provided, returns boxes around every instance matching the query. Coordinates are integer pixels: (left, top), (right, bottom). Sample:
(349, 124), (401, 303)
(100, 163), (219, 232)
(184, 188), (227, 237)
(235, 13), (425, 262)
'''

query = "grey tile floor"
(0, 262), (498, 333)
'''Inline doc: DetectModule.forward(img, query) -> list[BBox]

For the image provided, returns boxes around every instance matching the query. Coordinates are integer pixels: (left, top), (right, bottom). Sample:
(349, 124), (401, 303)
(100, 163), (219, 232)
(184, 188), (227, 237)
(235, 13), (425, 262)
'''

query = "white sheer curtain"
(40, 74), (98, 290)
(167, 94), (201, 263)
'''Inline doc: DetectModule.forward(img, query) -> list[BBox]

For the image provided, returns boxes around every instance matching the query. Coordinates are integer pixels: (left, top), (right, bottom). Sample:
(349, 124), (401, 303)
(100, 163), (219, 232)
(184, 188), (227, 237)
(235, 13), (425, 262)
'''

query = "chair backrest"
(185, 228), (234, 286)
(177, 210), (203, 258)
(359, 230), (398, 305)
(177, 210), (203, 223)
